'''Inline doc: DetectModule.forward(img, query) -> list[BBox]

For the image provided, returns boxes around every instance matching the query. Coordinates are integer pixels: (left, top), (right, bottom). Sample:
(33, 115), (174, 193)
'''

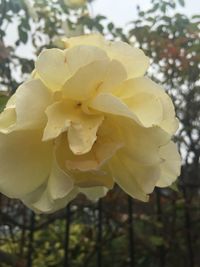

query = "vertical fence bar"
(97, 199), (102, 267)
(156, 189), (165, 267)
(128, 196), (135, 267)
(20, 209), (27, 257)
(182, 186), (194, 267)
(27, 211), (35, 267)
(64, 204), (71, 267)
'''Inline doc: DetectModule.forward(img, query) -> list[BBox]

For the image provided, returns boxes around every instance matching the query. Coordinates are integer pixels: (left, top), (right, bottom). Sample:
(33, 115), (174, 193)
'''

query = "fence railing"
(0, 175), (199, 267)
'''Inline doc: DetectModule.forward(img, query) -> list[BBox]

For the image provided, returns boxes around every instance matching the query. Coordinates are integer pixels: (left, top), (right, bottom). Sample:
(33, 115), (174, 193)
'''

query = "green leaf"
(178, 0), (185, 7)
(169, 182), (179, 192)
(147, 3), (159, 13)
(18, 26), (28, 43)
(21, 18), (31, 30)
(149, 236), (164, 246)
(161, 3), (166, 13)
(108, 22), (114, 31)
(0, 94), (9, 113)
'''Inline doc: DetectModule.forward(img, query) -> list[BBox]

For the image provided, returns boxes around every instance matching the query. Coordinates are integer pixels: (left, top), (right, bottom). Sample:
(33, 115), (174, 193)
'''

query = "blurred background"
(0, 0), (200, 266)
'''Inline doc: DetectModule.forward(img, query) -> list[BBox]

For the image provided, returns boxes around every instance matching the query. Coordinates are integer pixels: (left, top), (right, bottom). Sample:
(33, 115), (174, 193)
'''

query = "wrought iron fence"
(0, 169), (200, 267)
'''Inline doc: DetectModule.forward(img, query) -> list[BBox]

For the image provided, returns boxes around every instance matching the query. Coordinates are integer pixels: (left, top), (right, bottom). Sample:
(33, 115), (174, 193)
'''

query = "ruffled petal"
(63, 34), (106, 48)
(55, 134), (114, 188)
(117, 77), (178, 133)
(89, 93), (141, 125)
(62, 59), (109, 101)
(59, 116), (123, 171)
(43, 101), (71, 141)
(22, 184), (108, 213)
(73, 168), (114, 189)
(0, 107), (16, 133)
(22, 185), (78, 214)
(79, 186), (108, 201)
(106, 41), (149, 79)
(22, 156), (75, 213)
(43, 100), (104, 155)
(47, 158), (74, 200)
(0, 79), (52, 133)
(64, 34), (149, 79)
(35, 46), (108, 91)
(99, 60), (127, 94)
(109, 154), (149, 201)
(5, 94), (16, 108)
(15, 79), (52, 129)
(65, 132), (122, 172)
(157, 141), (181, 187)
(112, 116), (170, 165)
(68, 113), (104, 155)
(0, 130), (52, 198)
(124, 92), (163, 127)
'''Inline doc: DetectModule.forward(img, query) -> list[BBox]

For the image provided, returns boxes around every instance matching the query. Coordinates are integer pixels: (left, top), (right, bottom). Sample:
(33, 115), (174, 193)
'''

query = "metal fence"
(0, 168), (200, 267)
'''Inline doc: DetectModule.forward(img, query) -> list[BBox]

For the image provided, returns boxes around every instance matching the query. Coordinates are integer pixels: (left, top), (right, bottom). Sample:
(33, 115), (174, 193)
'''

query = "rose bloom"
(0, 34), (181, 213)
(64, 0), (86, 9)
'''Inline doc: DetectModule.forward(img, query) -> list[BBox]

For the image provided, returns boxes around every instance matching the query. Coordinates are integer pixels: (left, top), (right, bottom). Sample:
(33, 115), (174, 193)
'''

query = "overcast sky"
(92, 0), (200, 27)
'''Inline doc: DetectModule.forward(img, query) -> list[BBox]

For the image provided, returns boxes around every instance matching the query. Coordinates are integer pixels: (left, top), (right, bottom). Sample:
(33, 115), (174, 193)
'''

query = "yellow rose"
(0, 34), (181, 213)
(64, 0), (87, 9)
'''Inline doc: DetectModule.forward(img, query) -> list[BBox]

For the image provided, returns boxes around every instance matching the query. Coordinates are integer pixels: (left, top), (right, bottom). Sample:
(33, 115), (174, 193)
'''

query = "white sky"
(92, 0), (200, 27)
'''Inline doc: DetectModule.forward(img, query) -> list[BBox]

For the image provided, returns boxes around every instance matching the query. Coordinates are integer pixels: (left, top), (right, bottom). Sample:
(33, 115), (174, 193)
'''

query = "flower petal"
(113, 116), (170, 165)
(68, 114), (104, 155)
(56, 137), (114, 188)
(66, 129), (123, 171)
(157, 141), (181, 187)
(35, 48), (68, 91)
(124, 92), (163, 127)
(89, 93), (141, 125)
(54, 117), (122, 190)
(0, 107), (16, 133)
(0, 79), (52, 133)
(106, 41), (149, 79)
(43, 100), (104, 155)
(4, 94), (16, 109)
(57, 116), (123, 172)
(43, 101), (71, 141)
(22, 156), (75, 213)
(23, 185), (78, 214)
(35, 46), (108, 91)
(98, 60), (127, 94)
(62, 59), (127, 104)
(0, 130), (52, 198)
(14, 79), (52, 129)
(62, 59), (109, 101)
(109, 154), (149, 201)
(63, 34), (106, 48)
(47, 157), (74, 200)
(73, 169), (114, 189)
(117, 77), (178, 133)
(79, 186), (108, 201)
(64, 34), (149, 79)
